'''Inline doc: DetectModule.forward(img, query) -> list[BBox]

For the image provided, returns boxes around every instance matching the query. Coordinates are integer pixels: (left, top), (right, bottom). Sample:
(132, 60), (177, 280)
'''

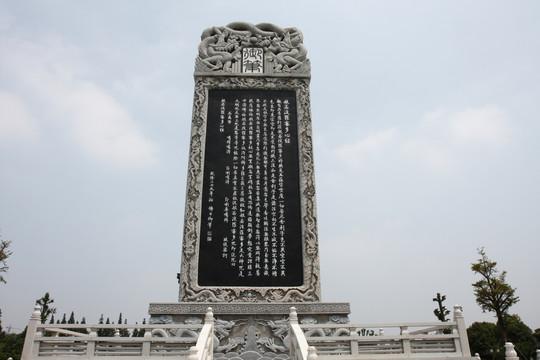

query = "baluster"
(141, 328), (151, 356)
(401, 327), (411, 355)
(86, 328), (97, 356)
(350, 331), (359, 356)
(453, 305), (470, 357)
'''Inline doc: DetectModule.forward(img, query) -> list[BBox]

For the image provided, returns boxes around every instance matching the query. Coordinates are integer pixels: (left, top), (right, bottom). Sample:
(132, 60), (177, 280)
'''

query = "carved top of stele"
(196, 22), (310, 76)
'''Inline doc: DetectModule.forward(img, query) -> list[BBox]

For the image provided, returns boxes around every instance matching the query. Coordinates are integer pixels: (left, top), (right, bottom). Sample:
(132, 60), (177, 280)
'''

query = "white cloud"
(64, 82), (158, 167)
(445, 106), (511, 148)
(0, 91), (38, 142)
(404, 105), (512, 174)
(402, 138), (458, 175)
(335, 128), (397, 168)
(0, 35), (158, 168)
(0, 2), (14, 31)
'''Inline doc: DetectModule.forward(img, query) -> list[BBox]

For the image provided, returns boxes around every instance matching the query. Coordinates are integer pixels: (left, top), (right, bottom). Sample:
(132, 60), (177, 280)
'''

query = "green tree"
(36, 292), (56, 324)
(467, 315), (536, 360)
(467, 322), (502, 360)
(133, 319), (146, 337)
(533, 328), (540, 346)
(432, 293), (450, 322)
(68, 312), (75, 324)
(0, 238), (12, 331)
(0, 330), (26, 360)
(97, 314), (105, 337)
(117, 313), (130, 337)
(98, 317), (114, 337)
(0, 239), (12, 284)
(471, 248), (519, 342)
(72, 314), (88, 335)
(76, 316), (88, 334)
(505, 315), (536, 360)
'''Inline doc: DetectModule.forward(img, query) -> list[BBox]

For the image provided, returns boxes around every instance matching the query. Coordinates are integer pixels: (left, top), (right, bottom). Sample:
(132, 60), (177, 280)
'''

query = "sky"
(1, 0), (539, 333)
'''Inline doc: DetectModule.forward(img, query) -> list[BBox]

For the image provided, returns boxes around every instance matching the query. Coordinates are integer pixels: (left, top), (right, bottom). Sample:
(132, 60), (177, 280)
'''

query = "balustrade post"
(289, 307), (311, 360)
(350, 331), (359, 356)
(307, 346), (318, 360)
(21, 305), (42, 360)
(289, 307), (299, 360)
(205, 307), (214, 324)
(289, 307), (298, 324)
(401, 328), (411, 355)
(504, 342), (519, 360)
(86, 328), (97, 356)
(141, 328), (151, 356)
(453, 305), (471, 357)
(202, 307), (214, 360)
(188, 346), (198, 360)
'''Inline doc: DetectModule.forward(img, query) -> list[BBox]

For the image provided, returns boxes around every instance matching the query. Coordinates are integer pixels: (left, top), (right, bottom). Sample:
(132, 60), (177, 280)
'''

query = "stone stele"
(149, 22), (350, 360)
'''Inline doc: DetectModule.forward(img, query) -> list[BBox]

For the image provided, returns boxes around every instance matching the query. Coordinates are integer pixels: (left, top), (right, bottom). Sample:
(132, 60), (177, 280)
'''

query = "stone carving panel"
(196, 22), (310, 75)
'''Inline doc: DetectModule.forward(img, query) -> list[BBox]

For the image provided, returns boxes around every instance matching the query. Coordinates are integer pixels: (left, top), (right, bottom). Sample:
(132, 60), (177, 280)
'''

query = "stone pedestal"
(148, 302), (350, 360)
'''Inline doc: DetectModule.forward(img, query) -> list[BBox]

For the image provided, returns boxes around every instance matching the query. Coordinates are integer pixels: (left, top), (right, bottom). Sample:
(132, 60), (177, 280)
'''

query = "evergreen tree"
(73, 314), (88, 334)
(133, 319), (146, 337)
(97, 314), (105, 337)
(432, 293), (450, 322)
(471, 248), (519, 342)
(103, 318), (114, 337)
(35, 292), (56, 324)
(49, 315), (55, 325)
(68, 312), (75, 324)
(117, 313), (130, 337)
(131, 322), (139, 337)
(60, 314), (67, 324)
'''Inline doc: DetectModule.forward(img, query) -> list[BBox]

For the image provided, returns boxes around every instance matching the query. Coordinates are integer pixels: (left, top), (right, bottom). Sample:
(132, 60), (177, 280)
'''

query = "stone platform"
(148, 302), (350, 360)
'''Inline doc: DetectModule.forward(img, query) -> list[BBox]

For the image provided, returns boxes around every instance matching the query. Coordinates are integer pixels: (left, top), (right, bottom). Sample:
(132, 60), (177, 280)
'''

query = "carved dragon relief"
(178, 76), (321, 303)
(195, 22), (310, 75)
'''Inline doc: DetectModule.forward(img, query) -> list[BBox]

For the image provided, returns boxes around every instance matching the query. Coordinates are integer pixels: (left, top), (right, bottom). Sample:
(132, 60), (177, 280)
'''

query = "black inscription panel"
(198, 89), (303, 287)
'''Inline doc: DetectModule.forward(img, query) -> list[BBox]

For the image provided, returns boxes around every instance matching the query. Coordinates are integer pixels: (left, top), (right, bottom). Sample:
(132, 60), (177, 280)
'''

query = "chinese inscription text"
(198, 89), (303, 287)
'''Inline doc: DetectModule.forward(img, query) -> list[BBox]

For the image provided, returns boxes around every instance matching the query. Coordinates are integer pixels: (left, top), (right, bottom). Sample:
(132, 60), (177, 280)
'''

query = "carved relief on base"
(149, 312), (350, 360)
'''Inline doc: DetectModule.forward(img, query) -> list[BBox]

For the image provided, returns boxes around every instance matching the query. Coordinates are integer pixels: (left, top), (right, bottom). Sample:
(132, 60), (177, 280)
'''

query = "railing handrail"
(34, 336), (199, 342)
(293, 305), (472, 360)
(36, 323), (204, 329)
(21, 306), (214, 360)
(300, 322), (457, 329)
(305, 333), (461, 341)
